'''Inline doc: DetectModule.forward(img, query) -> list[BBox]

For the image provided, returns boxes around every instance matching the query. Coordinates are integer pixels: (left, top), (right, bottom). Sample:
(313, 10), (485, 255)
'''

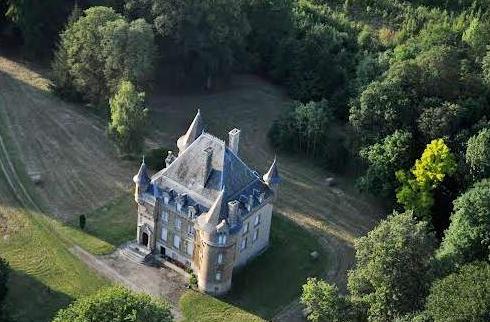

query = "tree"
(0, 257), (9, 319)
(301, 278), (351, 322)
(358, 130), (413, 198)
(396, 139), (457, 220)
(437, 179), (490, 266)
(108, 80), (148, 154)
(5, 0), (68, 57)
(52, 286), (173, 322)
(466, 128), (490, 179)
(426, 262), (490, 322)
(347, 211), (436, 321)
(127, 0), (250, 87)
(54, 6), (155, 106)
(79, 214), (86, 230)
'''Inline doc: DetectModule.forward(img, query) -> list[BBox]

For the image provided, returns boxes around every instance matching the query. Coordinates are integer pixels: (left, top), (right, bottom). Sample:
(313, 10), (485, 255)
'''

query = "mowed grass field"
(0, 96), (109, 321)
(0, 55), (383, 321)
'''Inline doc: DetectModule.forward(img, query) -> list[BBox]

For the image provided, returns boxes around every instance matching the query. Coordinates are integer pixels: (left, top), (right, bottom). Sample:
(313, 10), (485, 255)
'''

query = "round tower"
(195, 189), (237, 295)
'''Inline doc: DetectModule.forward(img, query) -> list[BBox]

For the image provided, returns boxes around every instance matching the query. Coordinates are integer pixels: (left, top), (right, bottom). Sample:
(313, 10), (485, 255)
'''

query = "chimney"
(228, 200), (240, 227)
(228, 128), (240, 155)
(202, 147), (213, 186)
(165, 150), (176, 168)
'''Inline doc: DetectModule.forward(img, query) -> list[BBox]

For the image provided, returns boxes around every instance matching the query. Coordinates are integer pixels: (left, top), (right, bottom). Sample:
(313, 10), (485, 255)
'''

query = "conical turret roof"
(177, 109), (204, 153)
(133, 157), (150, 187)
(263, 157), (281, 185)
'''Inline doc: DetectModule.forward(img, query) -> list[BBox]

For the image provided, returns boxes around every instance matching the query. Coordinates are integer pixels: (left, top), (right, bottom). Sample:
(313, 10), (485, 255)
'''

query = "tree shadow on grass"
(4, 270), (73, 322)
(222, 214), (329, 319)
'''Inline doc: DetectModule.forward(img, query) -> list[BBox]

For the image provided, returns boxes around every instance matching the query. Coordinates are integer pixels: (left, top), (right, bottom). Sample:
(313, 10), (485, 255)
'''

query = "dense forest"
(1, 0), (489, 321)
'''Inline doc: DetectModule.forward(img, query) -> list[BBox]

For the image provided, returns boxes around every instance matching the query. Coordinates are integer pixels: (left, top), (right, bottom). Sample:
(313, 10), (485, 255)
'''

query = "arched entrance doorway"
(142, 232), (149, 246)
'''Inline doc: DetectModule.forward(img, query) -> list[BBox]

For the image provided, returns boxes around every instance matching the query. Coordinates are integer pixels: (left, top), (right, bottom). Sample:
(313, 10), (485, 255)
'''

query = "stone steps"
(119, 242), (151, 265)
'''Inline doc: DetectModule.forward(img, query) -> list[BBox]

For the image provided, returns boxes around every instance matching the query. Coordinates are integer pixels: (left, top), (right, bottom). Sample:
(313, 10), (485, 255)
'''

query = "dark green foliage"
(144, 147), (173, 171)
(52, 6), (156, 106)
(189, 273), (197, 289)
(347, 211), (436, 321)
(466, 128), (490, 179)
(437, 179), (490, 266)
(126, 0), (250, 87)
(79, 214), (86, 230)
(426, 262), (490, 322)
(269, 99), (348, 170)
(52, 286), (173, 322)
(0, 257), (9, 320)
(358, 130), (413, 198)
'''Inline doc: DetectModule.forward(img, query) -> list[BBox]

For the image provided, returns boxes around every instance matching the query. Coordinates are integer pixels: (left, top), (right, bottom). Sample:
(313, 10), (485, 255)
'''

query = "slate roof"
(144, 110), (278, 233)
(133, 158), (151, 188)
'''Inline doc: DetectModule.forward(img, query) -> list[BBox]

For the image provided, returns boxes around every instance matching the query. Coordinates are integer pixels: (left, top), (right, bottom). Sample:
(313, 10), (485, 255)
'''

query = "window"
(186, 242), (194, 256)
(254, 214), (260, 226)
(162, 211), (169, 222)
(243, 222), (249, 234)
(161, 227), (168, 241)
(217, 253), (223, 264)
(215, 272), (221, 281)
(218, 234), (227, 245)
(253, 229), (259, 242)
(164, 196), (169, 204)
(187, 224), (194, 236)
(173, 235), (181, 249)
(175, 218), (181, 230)
(240, 238), (247, 251)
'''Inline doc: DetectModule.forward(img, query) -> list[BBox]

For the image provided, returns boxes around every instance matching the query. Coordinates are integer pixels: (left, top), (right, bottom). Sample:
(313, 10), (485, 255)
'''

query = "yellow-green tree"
(108, 80), (148, 154)
(396, 139), (456, 220)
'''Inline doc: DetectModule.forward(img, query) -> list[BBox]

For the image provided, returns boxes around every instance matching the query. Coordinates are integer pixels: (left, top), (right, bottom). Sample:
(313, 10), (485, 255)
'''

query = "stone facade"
(133, 110), (280, 295)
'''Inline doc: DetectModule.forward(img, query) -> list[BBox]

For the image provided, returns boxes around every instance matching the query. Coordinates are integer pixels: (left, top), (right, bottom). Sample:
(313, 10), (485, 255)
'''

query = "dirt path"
(70, 245), (185, 320)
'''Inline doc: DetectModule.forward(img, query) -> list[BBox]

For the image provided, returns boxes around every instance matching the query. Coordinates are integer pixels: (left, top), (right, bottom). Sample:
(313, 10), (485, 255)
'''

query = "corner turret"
(263, 156), (281, 193)
(177, 109), (204, 155)
(133, 157), (150, 203)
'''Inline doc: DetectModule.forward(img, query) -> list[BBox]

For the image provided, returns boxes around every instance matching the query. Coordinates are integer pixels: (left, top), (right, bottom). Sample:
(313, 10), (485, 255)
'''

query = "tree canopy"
(437, 179), (490, 266)
(426, 262), (490, 322)
(108, 80), (149, 154)
(53, 6), (155, 106)
(347, 211), (436, 321)
(466, 128), (490, 179)
(301, 277), (351, 322)
(52, 286), (173, 322)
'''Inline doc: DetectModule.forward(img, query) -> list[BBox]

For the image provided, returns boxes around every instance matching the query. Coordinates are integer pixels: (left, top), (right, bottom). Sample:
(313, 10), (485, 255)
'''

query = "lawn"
(0, 104), (109, 322)
(180, 291), (265, 322)
(66, 193), (137, 255)
(180, 214), (328, 320)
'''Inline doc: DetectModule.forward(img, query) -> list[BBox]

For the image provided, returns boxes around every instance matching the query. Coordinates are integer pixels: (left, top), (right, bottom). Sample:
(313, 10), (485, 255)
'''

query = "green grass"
(180, 291), (265, 322)
(226, 214), (328, 318)
(180, 214), (328, 320)
(67, 193), (137, 255)
(0, 94), (109, 322)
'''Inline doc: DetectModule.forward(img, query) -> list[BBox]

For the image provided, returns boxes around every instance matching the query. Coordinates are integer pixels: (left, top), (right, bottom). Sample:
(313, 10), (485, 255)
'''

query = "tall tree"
(348, 211), (436, 321)
(358, 130), (413, 198)
(53, 6), (155, 106)
(108, 80), (148, 153)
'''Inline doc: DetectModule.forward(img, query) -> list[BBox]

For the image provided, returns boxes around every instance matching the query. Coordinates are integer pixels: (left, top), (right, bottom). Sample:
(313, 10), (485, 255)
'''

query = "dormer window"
(217, 233), (227, 245)
(188, 206), (197, 218)
(164, 196), (169, 204)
